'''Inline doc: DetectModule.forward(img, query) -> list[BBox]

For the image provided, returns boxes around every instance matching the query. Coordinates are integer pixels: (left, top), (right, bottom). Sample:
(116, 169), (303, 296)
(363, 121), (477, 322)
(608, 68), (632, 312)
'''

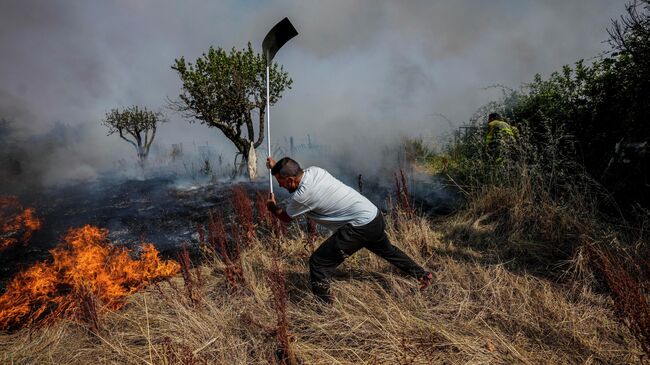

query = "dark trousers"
(308, 212), (427, 302)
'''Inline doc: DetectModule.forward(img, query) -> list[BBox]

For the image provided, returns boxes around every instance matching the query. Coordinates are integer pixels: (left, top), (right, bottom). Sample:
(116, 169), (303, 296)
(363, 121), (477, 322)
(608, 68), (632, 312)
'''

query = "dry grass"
(587, 242), (650, 357)
(0, 206), (641, 364)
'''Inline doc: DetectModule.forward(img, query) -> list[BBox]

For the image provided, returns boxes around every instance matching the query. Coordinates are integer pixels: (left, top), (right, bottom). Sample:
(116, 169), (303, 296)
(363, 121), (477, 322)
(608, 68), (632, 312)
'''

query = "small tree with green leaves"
(102, 106), (165, 167)
(171, 42), (292, 179)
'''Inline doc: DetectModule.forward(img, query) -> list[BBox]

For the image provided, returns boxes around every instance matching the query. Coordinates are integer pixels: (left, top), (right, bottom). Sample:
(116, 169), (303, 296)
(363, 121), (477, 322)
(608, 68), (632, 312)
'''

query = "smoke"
(0, 115), (131, 193)
(0, 0), (624, 191)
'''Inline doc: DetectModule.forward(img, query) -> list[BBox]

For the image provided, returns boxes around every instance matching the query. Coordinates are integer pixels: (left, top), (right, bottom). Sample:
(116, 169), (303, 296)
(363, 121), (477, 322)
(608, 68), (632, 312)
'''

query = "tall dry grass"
(441, 118), (650, 357)
(0, 200), (641, 364)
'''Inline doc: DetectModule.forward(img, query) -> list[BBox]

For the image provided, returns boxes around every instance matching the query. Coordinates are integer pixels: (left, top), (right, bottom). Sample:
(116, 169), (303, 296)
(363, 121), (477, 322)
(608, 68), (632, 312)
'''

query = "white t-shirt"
(285, 166), (378, 231)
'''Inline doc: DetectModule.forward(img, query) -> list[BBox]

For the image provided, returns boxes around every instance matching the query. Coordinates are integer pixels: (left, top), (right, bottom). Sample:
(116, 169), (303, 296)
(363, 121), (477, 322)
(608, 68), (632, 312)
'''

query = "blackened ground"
(0, 173), (460, 291)
(0, 176), (245, 290)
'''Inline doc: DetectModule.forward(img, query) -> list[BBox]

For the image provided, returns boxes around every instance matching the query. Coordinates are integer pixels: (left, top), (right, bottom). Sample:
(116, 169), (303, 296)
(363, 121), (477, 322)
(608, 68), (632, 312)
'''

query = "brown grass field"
(0, 198), (642, 364)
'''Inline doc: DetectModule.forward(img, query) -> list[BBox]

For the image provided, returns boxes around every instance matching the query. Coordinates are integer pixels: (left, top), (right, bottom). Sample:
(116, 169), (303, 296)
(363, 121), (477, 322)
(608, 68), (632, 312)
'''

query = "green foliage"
(448, 120), (590, 197)
(103, 106), (160, 135)
(451, 2), (650, 212)
(102, 106), (164, 165)
(512, 55), (648, 209)
(171, 43), (292, 159)
(435, 6), (650, 354)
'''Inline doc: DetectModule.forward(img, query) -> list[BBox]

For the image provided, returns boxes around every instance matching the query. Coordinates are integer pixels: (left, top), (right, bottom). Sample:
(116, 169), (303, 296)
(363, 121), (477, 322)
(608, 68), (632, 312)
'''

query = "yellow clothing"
(485, 120), (518, 146)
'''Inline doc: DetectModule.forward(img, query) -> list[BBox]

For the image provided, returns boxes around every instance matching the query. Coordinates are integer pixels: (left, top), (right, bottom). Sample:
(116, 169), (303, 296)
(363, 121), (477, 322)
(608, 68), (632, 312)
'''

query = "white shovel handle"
(266, 65), (273, 194)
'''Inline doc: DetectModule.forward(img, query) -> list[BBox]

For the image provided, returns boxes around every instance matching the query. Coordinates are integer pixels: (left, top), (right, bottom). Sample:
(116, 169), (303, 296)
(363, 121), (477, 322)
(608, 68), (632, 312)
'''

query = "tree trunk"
(136, 144), (146, 169)
(233, 139), (257, 180)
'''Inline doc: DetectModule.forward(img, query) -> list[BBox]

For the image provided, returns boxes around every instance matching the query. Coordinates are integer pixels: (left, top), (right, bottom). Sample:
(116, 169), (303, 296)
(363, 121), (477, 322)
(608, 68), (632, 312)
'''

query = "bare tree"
(102, 106), (165, 167)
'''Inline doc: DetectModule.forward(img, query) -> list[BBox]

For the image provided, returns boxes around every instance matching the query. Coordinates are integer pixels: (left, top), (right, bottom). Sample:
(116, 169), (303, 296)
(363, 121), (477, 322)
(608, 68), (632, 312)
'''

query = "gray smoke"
(0, 0), (624, 191)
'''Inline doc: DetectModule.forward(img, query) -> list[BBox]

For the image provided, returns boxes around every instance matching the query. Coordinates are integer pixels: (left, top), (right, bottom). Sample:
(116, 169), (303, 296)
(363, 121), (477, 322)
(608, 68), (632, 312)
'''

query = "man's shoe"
(418, 272), (433, 290)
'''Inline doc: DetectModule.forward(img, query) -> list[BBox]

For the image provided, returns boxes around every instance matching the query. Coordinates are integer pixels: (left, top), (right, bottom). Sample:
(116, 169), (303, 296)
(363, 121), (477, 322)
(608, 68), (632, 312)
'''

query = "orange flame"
(0, 225), (180, 330)
(1, 196), (42, 252)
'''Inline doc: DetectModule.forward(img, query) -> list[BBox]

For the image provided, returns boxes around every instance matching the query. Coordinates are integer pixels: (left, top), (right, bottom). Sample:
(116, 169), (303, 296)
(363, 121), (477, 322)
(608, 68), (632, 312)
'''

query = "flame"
(0, 196), (42, 252)
(0, 225), (180, 330)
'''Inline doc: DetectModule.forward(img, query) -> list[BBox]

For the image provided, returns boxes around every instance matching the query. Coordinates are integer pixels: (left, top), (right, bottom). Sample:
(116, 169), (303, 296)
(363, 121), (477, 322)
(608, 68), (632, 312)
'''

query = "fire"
(0, 225), (180, 330)
(0, 196), (42, 252)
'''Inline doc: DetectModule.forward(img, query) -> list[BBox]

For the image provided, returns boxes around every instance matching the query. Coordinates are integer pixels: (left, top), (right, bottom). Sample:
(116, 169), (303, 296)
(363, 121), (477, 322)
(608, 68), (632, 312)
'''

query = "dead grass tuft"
(587, 242), (650, 356)
(231, 184), (255, 244)
(393, 169), (414, 219)
(177, 244), (202, 306)
(268, 258), (298, 365)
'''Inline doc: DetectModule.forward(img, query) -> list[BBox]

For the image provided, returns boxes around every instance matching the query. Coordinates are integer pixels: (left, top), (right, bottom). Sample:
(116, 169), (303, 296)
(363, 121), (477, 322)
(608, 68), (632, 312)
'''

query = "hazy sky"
(0, 0), (626, 187)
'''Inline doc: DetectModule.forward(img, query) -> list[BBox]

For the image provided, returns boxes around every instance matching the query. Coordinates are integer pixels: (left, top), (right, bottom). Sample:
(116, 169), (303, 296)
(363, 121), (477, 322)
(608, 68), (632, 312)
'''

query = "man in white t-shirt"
(266, 156), (432, 303)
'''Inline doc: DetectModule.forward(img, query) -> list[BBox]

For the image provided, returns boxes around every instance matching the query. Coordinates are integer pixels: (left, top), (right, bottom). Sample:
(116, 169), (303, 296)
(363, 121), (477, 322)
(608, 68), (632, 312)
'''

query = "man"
(485, 113), (519, 160)
(485, 113), (519, 148)
(265, 156), (432, 303)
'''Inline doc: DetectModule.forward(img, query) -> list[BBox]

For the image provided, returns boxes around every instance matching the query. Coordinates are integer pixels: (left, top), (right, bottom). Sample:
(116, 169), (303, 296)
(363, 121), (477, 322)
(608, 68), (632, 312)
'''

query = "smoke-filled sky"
(0, 0), (626, 189)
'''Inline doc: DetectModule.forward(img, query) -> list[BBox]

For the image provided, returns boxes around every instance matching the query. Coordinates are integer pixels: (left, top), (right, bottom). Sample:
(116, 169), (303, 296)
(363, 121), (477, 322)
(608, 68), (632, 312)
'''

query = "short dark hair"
(488, 113), (502, 121)
(271, 157), (302, 177)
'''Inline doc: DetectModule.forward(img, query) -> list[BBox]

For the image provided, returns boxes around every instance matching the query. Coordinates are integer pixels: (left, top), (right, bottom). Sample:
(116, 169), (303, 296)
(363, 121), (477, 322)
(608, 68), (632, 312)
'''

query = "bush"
(438, 4), (650, 353)
(443, 118), (602, 274)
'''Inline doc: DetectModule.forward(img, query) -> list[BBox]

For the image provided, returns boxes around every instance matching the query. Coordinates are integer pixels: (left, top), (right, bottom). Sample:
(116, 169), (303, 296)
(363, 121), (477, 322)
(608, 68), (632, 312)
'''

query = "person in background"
(485, 113), (519, 160)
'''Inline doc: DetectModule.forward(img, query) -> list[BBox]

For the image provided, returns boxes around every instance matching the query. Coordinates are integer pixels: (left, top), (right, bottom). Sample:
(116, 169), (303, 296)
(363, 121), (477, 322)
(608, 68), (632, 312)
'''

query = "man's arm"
(266, 193), (293, 223)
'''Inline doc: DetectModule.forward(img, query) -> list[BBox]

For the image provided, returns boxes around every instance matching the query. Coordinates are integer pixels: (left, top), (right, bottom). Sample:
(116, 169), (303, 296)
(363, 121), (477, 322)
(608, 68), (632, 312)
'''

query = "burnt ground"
(1, 172), (460, 291)
(0, 176), (260, 289)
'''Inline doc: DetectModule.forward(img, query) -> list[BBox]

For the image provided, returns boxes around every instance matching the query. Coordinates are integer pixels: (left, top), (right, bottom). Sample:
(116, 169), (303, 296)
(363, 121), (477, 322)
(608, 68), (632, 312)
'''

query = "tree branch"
(118, 129), (139, 152)
(245, 111), (255, 144)
(254, 105), (265, 149)
(145, 125), (156, 156)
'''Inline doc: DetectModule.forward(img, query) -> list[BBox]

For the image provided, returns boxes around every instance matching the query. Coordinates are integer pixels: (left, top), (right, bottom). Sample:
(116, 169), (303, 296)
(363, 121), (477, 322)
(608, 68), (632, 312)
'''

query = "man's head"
(271, 157), (303, 193)
(488, 113), (502, 122)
